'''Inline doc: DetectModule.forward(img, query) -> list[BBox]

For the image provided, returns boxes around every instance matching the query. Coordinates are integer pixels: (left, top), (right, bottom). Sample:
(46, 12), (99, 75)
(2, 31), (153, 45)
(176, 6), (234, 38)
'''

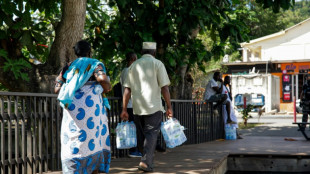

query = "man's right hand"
(120, 110), (129, 121)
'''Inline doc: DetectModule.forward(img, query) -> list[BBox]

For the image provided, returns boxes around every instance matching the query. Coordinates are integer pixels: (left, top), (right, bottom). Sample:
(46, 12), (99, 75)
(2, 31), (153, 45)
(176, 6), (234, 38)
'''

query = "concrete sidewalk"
(108, 115), (310, 173)
(48, 115), (310, 174)
(109, 136), (310, 174)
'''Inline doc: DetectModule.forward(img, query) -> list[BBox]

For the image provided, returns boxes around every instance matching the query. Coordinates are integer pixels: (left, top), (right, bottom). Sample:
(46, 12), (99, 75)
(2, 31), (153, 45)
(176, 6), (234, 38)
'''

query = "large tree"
(0, 0), (89, 93)
(92, 0), (295, 99)
(0, 0), (295, 95)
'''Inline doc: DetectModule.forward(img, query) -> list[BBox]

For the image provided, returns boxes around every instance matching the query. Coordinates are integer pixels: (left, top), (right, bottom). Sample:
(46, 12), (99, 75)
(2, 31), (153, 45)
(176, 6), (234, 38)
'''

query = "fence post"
(26, 97), (32, 174)
(44, 97), (48, 172)
(15, 96), (20, 174)
(193, 102), (198, 144)
(211, 103), (213, 141)
(0, 97), (5, 174)
(21, 98), (27, 174)
(8, 96), (13, 174)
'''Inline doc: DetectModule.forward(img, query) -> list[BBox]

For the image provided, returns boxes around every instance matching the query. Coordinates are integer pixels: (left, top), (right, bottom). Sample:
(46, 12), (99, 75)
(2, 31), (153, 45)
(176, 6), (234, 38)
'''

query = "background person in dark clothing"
(120, 52), (142, 157)
(299, 75), (310, 131)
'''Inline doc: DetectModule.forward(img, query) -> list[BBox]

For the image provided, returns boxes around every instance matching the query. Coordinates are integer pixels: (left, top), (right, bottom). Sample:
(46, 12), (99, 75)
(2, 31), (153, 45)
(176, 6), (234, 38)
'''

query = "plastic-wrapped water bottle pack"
(161, 118), (187, 148)
(116, 121), (137, 149)
(225, 124), (236, 140)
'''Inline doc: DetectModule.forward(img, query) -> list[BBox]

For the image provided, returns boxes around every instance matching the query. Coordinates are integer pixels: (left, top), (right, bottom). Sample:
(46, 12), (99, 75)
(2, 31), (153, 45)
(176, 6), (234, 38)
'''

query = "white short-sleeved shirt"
(120, 67), (132, 108)
(204, 78), (218, 100)
(123, 54), (170, 115)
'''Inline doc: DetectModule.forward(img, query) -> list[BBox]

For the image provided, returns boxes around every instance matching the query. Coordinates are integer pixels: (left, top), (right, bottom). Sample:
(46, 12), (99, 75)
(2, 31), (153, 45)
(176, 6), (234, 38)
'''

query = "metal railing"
(0, 92), (224, 174)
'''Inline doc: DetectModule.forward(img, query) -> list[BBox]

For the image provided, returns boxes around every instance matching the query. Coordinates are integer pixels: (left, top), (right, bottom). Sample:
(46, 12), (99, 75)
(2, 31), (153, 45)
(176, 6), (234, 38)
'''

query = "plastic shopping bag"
(116, 121), (137, 149)
(225, 124), (236, 140)
(161, 118), (187, 148)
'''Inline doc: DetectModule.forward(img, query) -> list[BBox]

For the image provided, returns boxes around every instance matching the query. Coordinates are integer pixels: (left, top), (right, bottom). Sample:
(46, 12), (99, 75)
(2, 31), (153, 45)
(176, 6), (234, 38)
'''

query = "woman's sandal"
(227, 120), (237, 124)
(138, 163), (153, 172)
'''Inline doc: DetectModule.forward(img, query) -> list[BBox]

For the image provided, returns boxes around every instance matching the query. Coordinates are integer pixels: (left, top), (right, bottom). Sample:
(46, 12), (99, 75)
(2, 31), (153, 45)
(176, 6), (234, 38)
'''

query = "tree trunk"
(171, 65), (194, 99)
(0, 0), (87, 93)
(244, 119), (248, 126)
(47, 0), (87, 69)
(171, 26), (200, 99)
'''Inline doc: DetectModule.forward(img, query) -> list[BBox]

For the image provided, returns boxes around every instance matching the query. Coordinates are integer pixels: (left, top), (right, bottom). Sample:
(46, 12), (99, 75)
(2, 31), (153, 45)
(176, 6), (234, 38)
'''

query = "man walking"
(120, 42), (173, 172)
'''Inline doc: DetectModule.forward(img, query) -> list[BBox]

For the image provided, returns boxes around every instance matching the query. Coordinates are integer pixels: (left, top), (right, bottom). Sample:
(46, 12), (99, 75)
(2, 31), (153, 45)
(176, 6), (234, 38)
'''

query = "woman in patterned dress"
(55, 40), (112, 174)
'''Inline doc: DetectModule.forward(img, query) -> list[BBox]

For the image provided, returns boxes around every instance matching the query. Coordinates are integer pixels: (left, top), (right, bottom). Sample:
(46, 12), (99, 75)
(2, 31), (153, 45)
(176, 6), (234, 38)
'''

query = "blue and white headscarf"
(58, 57), (110, 109)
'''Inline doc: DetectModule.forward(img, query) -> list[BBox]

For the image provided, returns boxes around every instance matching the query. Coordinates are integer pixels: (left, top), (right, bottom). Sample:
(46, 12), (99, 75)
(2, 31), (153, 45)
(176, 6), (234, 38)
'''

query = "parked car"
(234, 93), (265, 112)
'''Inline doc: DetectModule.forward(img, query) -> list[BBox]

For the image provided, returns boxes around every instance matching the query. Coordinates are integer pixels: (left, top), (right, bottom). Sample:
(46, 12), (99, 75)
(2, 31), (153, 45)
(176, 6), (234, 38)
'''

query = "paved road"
(236, 113), (309, 138)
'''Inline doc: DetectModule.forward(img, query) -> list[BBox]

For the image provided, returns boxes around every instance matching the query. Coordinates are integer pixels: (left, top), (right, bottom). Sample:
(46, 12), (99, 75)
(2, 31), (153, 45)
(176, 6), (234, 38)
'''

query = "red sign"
(282, 74), (292, 102)
(283, 92), (291, 101)
(283, 75), (290, 82)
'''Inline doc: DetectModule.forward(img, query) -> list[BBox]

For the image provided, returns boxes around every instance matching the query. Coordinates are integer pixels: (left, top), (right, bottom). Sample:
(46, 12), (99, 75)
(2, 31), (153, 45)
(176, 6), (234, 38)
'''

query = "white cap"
(142, 42), (156, 50)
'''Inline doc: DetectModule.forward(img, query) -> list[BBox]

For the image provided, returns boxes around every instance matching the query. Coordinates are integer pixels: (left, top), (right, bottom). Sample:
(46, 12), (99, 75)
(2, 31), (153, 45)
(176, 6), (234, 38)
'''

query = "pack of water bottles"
(116, 121), (137, 149)
(161, 118), (187, 148)
(225, 124), (237, 140)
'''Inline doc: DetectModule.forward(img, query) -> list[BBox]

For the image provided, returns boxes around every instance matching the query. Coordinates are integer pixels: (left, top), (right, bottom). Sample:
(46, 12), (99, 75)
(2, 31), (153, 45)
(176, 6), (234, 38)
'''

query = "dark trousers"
(133, 111), (163, 167)
(302, 112), (309, 129)
(302, 113), (308, 123)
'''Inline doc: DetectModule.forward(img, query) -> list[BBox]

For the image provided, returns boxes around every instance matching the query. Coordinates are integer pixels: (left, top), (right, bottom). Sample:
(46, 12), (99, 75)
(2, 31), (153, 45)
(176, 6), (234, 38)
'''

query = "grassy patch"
(238, 123), (263, 129)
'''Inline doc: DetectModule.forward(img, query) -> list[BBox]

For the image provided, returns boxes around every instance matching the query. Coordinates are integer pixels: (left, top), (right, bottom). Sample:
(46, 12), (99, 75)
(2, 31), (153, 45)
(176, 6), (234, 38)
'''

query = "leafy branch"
(1, 49), (32, 81)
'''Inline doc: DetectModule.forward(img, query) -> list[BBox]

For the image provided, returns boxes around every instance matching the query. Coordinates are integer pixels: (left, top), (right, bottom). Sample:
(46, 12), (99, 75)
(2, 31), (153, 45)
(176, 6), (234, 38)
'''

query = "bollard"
(293, 96), (296, 123)
(243, 96), (246, 109)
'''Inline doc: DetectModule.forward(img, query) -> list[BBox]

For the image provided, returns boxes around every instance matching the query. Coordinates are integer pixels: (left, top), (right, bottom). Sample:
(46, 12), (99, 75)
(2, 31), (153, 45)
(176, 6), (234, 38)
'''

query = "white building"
(224, 18), (310, 112)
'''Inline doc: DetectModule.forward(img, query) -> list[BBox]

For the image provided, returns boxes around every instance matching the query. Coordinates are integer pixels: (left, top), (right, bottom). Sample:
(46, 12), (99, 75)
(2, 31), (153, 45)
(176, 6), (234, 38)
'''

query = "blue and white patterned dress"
(61, 82), (111, 174)
(57, 57), (112, 174)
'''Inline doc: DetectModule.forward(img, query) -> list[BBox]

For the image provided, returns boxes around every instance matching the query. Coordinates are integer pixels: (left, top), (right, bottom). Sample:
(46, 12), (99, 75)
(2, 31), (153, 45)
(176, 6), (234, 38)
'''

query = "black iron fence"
(0, 92), (224, 174)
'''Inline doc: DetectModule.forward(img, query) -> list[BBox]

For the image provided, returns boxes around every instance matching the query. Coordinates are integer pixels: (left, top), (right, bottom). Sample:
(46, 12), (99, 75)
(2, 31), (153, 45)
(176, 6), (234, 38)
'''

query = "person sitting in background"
(223, 76), (242, 139)
(204, 72), (235, 124)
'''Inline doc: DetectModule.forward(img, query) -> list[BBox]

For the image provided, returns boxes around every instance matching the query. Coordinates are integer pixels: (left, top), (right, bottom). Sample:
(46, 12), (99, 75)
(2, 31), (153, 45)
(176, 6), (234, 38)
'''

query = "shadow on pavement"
(239, 123), (309, 138)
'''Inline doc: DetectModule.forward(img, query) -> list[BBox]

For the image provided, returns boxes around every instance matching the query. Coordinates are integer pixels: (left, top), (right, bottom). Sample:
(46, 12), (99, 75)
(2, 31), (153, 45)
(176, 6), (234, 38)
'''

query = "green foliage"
(255, 0), (295, 13)
(90, 0), (250, 83)
(235, 0), (310, 41)
(1, 49), (31, 81)
(0, 1), (58, 61)
(0, 49), (7, 58)
(241, 104), (254, 121)
(0, 0), (296, 92)
(3, 58), (31, 81)
(281, 0), (310, 28)
(0, 83), (8, 91)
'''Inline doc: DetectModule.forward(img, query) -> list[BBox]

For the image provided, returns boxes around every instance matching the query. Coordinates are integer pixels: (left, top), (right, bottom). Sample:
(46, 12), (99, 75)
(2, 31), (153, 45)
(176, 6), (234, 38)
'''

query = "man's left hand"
(166, 108), (173, 118)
